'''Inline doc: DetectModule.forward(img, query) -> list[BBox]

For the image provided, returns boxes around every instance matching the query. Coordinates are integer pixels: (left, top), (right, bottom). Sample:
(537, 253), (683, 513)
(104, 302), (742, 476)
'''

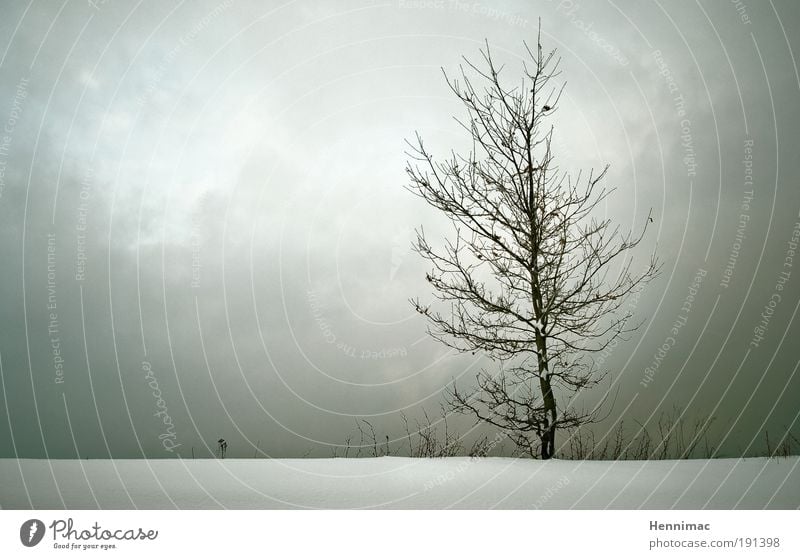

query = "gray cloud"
(0, 0), (798, 460)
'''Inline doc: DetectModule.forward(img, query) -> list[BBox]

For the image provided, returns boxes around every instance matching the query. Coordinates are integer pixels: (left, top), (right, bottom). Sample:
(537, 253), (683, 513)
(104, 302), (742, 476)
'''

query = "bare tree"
(405, 30), (659, 459)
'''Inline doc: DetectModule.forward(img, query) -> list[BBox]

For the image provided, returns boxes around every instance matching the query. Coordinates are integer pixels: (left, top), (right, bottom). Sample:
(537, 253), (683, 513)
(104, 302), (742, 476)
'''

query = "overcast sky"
(0, 0), (798, 460)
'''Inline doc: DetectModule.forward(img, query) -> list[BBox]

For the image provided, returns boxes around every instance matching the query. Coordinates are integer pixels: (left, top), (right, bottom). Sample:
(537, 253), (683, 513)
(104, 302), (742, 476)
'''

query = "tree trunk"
(539, 375), (557, 459)
(535, 329), (558, 460)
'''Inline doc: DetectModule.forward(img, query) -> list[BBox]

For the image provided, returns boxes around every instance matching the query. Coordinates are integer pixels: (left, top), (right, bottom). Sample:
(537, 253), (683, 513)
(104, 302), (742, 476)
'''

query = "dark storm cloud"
(0, 0), (798, 459)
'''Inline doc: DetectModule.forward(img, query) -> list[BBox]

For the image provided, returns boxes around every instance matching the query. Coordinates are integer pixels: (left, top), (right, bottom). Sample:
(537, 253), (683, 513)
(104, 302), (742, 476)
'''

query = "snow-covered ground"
(1, 457), (797, 509)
